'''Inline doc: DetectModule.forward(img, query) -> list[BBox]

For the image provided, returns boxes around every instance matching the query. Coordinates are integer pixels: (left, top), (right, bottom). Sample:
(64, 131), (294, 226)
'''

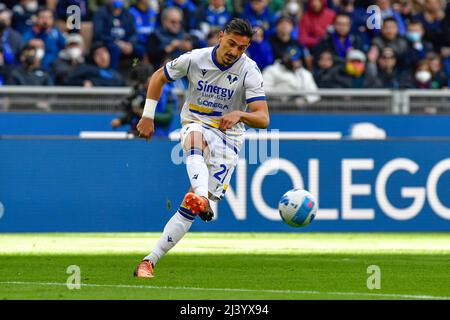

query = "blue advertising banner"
(2, 112), (450, 138)
(0, 139), (449, 232)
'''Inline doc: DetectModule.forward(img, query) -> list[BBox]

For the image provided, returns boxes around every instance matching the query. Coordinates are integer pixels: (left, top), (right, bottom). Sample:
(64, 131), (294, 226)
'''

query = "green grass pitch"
(0, 232), (449, 300)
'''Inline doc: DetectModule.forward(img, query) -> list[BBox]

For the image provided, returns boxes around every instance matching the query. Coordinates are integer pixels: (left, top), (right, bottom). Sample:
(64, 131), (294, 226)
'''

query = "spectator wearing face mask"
(22, 7), (66, 70)
(0, 6), (24, 66)
(400, 19), (434, 72)
(55, 0), (93, 51)
(50, 33), (86, 85)
(328, 49), (382, 88)
(262, 47), (320, 106)
(65, 42), (124, 87)
(8, 42), (53, 85)
(12, 0), (39, 35)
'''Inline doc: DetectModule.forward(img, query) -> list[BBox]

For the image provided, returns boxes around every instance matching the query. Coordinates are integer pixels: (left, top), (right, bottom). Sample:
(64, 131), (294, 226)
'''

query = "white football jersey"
(164, 46), (266, 136)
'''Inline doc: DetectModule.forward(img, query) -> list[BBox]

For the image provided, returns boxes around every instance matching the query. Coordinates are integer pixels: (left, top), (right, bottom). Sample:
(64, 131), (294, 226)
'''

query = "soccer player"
(134, 18), (270, 278)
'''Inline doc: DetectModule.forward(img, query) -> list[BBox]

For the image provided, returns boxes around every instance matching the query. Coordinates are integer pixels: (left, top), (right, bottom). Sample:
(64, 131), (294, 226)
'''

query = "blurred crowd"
(0, 0), (450, 92)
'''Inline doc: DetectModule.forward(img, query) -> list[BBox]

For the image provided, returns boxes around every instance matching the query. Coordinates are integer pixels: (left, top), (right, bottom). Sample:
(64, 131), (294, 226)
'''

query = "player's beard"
(223, 53), (237, 65)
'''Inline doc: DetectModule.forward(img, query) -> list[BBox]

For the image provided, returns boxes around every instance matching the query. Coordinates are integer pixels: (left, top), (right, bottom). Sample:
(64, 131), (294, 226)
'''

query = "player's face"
(217, 31), (251, 66)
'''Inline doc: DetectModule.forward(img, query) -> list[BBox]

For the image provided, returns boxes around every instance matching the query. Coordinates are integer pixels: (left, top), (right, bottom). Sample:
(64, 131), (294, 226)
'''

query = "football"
(278, 189), (318, 227)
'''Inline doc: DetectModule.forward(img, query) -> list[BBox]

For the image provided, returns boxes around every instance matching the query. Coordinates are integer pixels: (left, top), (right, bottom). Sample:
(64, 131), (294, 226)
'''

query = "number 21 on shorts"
(214, 164), (230, 183)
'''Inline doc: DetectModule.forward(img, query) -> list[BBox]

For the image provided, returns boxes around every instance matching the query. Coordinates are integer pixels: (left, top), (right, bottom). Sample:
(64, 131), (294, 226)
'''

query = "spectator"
(427, 52), (448, 88)
(314, 13), (364, 64)
(336, 0), (371, 51)
(12, 0), (39, 35)
(146, 7), (195, 69)
(367, 47), (409, 88)
(22, 7), (66, 70)
(8, 43), (53, 85)
(262, 46), (320, 105)
(269, 16), (312, 70)
(111, 64), (177, 137)
(393, 0), (416, 24)
(65, 42), (124, 87)
(129, 0), (158, 48)
(327, 49), (382, 88)
(401, 19), (434, 72)
(196, 0), (231, 38)
(50, 33), (85, 85)
(276, 0), (302, 41)
(313, 50), (339, 88)
(56, 0), (91, 24)
(411, 59), (434, 88)
(367, 18), (409, 69)
(92, 0), (142, 70)
(247, 24), (274, 70)
(0, 7), (24, 65)
(240, 0), (276, 37)
(165, 0), (198, 33)
(55, 0), (93, 50)
(299, 0), (336, 50)
(442, 3), (450, 78)
(374, 0), (407, 35)
(415, 0), (445, 50)
(0, 53), (11, 85)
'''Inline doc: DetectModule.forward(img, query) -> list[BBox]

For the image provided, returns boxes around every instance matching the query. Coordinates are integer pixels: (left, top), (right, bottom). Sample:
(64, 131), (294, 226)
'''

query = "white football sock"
(144, 209), (194, 265)
(185, 148), (209, 198)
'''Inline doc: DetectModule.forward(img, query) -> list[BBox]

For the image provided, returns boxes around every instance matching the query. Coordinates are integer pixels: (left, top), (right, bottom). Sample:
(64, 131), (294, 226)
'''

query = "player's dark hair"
(223, 18), (255, 38)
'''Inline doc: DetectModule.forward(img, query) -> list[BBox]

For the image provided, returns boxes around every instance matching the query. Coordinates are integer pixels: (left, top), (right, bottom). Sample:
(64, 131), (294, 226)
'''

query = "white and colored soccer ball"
(278, 189), (318, 228)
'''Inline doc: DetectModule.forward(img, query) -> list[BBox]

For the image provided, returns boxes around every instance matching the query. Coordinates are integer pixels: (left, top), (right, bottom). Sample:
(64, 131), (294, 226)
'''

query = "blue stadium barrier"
(0, 138), (449, 232)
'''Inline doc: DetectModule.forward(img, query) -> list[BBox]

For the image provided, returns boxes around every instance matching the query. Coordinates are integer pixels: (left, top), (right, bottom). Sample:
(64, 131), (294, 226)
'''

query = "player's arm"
(240, 100), (269, 129)
(219, 100), (269, 130)
(136, 67), (170, 141)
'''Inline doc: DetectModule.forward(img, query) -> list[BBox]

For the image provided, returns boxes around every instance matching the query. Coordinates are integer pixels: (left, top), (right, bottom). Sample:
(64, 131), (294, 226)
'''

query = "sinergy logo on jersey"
(197, 80), (234, 99)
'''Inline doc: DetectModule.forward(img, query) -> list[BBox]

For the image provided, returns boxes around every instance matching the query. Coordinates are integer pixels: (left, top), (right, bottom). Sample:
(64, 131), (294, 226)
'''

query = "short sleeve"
(244, 64), (266, 104)
(163, 51), (192, 82)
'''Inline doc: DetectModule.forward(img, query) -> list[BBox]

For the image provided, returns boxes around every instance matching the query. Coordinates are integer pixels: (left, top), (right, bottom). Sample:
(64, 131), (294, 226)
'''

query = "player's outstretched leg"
(134, 131), (214, 278)
(134, 192), (215, 278)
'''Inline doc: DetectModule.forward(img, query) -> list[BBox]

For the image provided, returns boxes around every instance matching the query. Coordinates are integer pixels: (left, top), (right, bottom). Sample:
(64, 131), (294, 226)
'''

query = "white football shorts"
(180, 122), (243, 201)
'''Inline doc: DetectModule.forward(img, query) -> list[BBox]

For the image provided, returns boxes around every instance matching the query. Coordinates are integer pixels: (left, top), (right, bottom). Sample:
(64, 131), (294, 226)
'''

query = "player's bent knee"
(184, 131), (207, 152)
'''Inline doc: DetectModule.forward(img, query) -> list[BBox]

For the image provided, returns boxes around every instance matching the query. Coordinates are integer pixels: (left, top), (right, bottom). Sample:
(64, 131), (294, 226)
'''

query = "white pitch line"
(0, 281), (449, 300)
